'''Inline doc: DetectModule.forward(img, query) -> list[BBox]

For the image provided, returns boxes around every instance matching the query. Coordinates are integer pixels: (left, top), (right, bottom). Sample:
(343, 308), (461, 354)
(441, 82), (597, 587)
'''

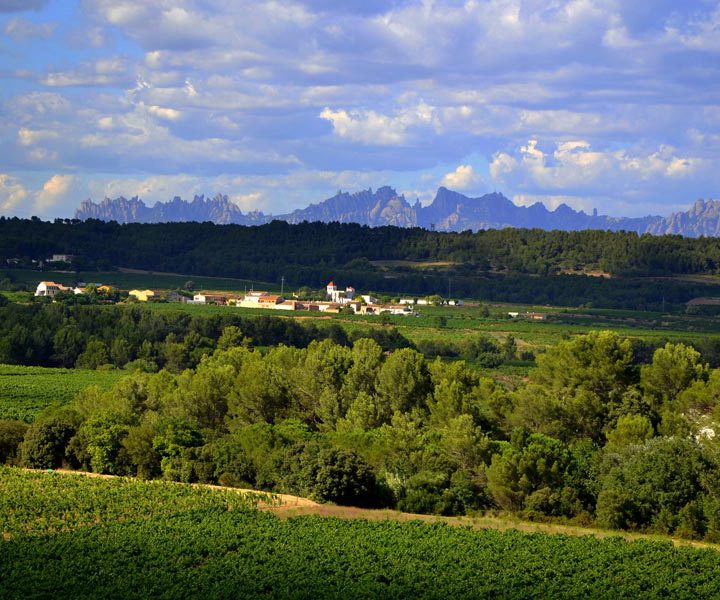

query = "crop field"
(0, 365), (125, 422)
(140, 300), (720, 351)
(3, 467), (720, 599)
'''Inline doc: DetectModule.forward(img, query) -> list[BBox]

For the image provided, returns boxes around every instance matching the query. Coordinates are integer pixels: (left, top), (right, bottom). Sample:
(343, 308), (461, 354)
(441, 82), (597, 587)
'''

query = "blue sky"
(1, 0), (719, 219)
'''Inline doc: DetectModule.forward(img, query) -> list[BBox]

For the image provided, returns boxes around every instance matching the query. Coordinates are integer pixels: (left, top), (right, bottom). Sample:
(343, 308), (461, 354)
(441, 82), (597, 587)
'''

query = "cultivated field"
(0, 365), (125, 422)
(2, 467), (720, 599)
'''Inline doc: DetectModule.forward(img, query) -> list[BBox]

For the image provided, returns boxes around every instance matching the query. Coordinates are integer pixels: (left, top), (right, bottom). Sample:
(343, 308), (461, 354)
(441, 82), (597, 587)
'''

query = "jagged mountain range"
(74, 186), (720, 237)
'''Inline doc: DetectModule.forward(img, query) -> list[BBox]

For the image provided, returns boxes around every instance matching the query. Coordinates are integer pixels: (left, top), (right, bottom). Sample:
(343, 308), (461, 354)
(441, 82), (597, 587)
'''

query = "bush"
(312, 448), (385, 507)
(21, 414), (79, 469)
(0, 419), (29, 464)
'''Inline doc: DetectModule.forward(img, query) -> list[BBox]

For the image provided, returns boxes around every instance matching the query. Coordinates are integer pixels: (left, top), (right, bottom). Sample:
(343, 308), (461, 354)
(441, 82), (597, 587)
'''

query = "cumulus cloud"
(491, 139), (706, 192)
(440, 165), (481, 191)
(490, 139), (711, 214)
(34, 174), (75, 211)
(147, 105), (182, 121)
(320, 103), (439, 146)
(0, 174), (29, 212)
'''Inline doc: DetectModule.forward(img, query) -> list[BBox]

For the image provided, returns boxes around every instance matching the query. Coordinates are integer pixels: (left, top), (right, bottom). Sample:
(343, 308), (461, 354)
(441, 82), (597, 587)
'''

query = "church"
(326, 281), (356, 304)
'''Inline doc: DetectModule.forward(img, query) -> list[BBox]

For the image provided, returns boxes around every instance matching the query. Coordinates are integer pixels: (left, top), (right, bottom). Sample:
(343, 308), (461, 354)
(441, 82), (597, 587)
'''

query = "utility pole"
(448, 277), (451, 299)
(281, 276), (285, 297)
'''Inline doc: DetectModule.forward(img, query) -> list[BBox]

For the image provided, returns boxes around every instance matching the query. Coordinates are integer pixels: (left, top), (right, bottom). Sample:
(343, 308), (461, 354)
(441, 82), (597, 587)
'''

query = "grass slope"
(3, 468), (720, 599)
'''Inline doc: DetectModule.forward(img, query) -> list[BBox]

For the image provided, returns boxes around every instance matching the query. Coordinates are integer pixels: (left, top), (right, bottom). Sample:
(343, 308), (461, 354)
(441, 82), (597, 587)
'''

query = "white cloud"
(147, 105), (182, 121)
(17, 127), (58, 146)
(34, 174), (75, 211)
(0, 174), (29, 212)
(490, 138), (712, 214)
(41, 58), (131, 87)
(490, 138), (706, 192)
(320, 103), (439, 146)
(440, 165), (481, 190)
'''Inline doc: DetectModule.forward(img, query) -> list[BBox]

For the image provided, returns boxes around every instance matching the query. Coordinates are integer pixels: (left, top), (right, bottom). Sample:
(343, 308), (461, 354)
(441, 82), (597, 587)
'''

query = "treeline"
(5, 218), (720, 309)
(0, 303), (410, 371)
(3, 217), (720, 277)
(5, 332), (720, 539)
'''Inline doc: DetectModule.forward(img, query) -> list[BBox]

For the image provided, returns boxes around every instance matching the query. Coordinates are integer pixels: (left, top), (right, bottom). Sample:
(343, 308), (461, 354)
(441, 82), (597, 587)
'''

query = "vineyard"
(3, 468), (720, 599)
(0, 365), (125, 422)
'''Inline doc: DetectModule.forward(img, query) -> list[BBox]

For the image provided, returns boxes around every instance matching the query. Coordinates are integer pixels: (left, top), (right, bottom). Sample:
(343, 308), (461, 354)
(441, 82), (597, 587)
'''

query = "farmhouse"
(129, 289), (157, 302)
(193, 293), (228, 305)
(48, 254), (75, 263)
(258, 294), (284, 307)
(238, 291), (285, 308)
(35, 281), (70, 297)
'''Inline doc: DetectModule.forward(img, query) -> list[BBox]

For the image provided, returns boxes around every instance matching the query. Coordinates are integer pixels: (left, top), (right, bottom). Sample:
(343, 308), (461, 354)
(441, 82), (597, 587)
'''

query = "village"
(34, 279), (428, 316)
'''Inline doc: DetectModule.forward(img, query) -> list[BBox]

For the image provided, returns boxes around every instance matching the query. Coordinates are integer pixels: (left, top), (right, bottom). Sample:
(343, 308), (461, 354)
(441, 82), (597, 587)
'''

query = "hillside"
(4, 468), (720, 598)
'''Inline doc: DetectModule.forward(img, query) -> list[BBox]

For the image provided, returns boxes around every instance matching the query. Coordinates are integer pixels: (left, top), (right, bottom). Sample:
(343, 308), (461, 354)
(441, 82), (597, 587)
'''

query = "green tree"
(53, 324), (85, 368)
(641, 343), (708, 410)
(0, 420), (29, 464)
(604, 414), (654, 452)
(78, 410), (132, 474)
(21, 413), (79, 469)
(110, 337), (132, 367)
(596, 437), (712, 532)
(376, 348), (431, 414)
(76, 339), (110, 369)
(486, 429), (576, 515)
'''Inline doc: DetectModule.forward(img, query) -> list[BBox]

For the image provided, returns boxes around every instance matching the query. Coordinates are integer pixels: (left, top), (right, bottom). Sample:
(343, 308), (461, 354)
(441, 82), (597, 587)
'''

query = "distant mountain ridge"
(75, 194), (267, 226)
(73, 186), (720, 237)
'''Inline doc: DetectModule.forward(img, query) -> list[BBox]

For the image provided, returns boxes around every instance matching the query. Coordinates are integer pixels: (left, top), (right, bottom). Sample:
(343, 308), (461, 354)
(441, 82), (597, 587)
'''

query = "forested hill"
(4, 216), (720, 276)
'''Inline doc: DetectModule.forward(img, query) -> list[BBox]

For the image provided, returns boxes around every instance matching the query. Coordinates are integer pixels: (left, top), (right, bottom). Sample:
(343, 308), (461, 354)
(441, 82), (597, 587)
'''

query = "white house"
(361, 294), (379, 305)
(35, 281), (70, 297)
(193, 293), (227, 305)
(326, 281), (356, 304)
(399, 298), (415, 305)
(48, 254), (75, 263)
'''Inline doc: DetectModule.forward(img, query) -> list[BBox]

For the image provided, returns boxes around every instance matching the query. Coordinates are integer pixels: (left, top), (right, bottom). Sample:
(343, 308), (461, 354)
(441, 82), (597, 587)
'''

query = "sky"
(0, 0), (719, 219)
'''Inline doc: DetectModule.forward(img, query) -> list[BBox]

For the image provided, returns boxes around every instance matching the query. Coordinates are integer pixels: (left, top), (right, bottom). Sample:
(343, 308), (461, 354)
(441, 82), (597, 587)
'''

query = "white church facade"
(326, 281), (356, 304)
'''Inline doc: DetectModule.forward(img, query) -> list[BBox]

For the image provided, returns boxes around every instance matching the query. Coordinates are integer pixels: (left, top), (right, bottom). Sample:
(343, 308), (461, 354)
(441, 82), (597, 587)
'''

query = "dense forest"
(3, 216), (720, 276)
(5, 217), (720, 309)
(4, 331), (720, 540)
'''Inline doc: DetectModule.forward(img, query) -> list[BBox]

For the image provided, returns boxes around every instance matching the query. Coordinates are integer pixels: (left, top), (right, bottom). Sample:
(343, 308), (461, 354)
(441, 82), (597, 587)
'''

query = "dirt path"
(48, 469), (318, 509)
(39, 469), (719, 551)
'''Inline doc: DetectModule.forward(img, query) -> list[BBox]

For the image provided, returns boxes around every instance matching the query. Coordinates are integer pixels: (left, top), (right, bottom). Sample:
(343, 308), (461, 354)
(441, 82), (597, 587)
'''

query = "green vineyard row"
(2, 468), (720, 599)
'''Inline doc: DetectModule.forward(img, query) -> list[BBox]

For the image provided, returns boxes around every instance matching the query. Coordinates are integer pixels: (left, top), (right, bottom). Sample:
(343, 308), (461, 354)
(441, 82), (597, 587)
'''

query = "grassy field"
(3, 467), (720, 599)
(0, 365), (125, 422)
(139, 300), (720, 351)
(1, 268), (280, 293)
